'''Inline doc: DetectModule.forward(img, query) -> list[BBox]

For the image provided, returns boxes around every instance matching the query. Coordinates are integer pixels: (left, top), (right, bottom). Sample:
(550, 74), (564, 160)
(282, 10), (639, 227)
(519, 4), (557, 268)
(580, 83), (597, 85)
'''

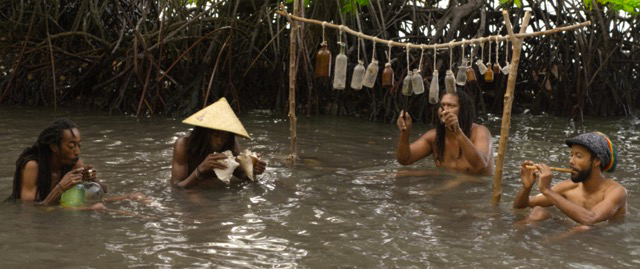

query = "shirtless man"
(396, 91), (493, 175)
(8, 118), (104, 207)
(513, 132), (626, 225)
(171, 98), (266, 188)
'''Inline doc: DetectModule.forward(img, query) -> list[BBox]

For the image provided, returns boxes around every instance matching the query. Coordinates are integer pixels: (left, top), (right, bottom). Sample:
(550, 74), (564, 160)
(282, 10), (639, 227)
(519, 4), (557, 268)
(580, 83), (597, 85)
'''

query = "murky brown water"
(1, 105), (639, 268)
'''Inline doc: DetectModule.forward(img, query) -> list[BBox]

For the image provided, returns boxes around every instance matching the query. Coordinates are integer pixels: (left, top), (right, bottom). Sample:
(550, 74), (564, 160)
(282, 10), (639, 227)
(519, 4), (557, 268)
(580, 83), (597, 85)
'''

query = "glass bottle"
(456, 59), (468, 86)
(350, 60), (366, 90)
(382, 63), (394, 89)
(492, 62), (501, 77)
(60, 184), (85, 207)
(315, 42), (331, 78)
(428, 70), (439, 104)
(445, 70), (456, 93)
(333, 44), (347, 90)
(476, 59), (487, 75)
(402, 70), (413, 96)
(362, 59), (379, 88)
(484, 64), (494, 82)
(412, 69), (424, 95)
(466, 63), (477, 83)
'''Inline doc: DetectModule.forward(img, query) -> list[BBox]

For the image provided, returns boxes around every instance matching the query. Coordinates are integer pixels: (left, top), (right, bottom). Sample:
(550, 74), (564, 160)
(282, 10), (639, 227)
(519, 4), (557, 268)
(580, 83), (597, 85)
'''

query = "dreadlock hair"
(8, 118), (77, 202)
(434, 90), (476, 163)
(186, 126), (238, 160)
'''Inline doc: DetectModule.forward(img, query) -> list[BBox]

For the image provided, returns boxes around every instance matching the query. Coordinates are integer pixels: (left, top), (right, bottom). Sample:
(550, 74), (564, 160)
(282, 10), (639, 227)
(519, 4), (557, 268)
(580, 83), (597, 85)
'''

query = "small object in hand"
(525, 165), (572, 173)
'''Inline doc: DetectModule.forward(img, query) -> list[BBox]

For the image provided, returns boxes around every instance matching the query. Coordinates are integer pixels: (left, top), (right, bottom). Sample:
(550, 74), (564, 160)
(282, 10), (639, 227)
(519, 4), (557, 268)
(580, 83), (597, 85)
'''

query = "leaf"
(515, 0), (522, 7)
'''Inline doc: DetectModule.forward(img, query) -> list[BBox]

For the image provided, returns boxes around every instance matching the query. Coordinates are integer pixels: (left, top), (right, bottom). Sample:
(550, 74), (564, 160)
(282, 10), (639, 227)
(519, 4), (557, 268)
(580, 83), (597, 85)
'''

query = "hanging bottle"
(492, 37), (501, 76)
(456, 59), (468, 86)
(315, 41), (331, 78)
(429, 70), (439, 104)
(501, 39), (511, 75)
(382, 63), (394, 89)
(363, 40), (379, 88)
(467, 44), (477, 83)
(363, 59), (378, 88)
(402, 70), (413, 96)
(445, 43), (456, 93)
(333, 42), (347, 90)
(412, 69), (424, 95)
(484, 39), (494, 83)
(351, 60), (365, 90)
(476, 42), (487, 75)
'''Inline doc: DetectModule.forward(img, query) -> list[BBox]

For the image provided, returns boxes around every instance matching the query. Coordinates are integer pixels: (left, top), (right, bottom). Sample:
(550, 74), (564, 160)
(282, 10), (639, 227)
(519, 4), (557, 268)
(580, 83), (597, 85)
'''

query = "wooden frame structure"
(278, 2), (591, 203)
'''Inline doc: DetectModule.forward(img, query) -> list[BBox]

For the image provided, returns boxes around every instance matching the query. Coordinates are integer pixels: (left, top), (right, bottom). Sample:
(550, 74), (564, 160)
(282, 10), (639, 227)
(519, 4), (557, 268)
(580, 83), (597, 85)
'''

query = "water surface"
(0, 105), (638, 268)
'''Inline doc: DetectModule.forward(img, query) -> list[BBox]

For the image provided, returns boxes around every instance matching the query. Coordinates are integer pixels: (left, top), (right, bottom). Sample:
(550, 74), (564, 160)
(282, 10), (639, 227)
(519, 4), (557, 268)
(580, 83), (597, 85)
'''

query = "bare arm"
(170, 137), (204, 188)
(20, 161), (84, 206)
(514, 161), (568, 208)
(396, 111), (434, 165)
(456, 124), (492, 174)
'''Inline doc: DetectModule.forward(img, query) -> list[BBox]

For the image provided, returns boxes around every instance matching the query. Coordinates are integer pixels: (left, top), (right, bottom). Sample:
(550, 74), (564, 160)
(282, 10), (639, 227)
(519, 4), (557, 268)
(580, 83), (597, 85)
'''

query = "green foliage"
(583, 0), (640, 14)
(499, 0), (523, 8)
(286, 0), (312, 8)
(341, 0), (370, 13)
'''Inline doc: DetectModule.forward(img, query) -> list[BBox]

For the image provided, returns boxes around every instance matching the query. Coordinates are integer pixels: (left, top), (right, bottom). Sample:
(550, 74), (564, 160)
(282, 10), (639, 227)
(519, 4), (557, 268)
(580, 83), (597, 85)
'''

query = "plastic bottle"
(445, 70), (456, 93)
(84, 182), (104, 202)
(315, 42), (331, 78)
(412, 69), (424, 95)
(60, 184), (85, 207)
(428, 70), (439, 104)
(333, 44), (347, 90)
(476, 59), (487, 75)
(402, 70), (413, 96)
(350, 60), (366, 90)
(362, 59), (379, 88)
(382, 63), (394, 89)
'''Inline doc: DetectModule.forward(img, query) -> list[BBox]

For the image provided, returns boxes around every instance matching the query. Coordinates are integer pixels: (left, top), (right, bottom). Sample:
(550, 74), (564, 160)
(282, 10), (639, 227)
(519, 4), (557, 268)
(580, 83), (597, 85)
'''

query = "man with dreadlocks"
(8, 118), (104, 206)
(514, 132), (626, 224)
(395, 91), (494, 175)
(171, 98), (267, 188)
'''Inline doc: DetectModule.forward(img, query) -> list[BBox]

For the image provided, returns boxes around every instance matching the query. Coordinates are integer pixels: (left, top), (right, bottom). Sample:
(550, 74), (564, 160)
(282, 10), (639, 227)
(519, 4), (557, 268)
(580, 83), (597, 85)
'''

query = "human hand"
(59, 167), (84, 191)
(520, 160), (536, 189)
(82, 164), (97, 182)
(198, 153), (229, 173)
(254, 157), (267, 175)
(396, 110), (412, 133)
(440, 109), (460, 134)
(536, 163), (553, 193)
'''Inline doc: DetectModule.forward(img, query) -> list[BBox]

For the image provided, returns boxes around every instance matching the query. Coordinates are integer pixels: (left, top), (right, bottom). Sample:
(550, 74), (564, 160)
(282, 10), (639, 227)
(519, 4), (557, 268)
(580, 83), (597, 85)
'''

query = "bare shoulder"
(552, 179), (580, 194)
(605, 179), (627, 196)
(23, 160), (38, 171)
(470, 123), (491, 137)
(174, 136), (187, 151)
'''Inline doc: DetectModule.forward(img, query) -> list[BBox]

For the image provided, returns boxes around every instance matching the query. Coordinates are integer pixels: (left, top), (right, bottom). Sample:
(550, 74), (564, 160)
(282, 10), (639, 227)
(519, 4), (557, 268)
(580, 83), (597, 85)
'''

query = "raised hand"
(58, 167), (84, 191)
(396, 110), (412, 133)
(520, 160), (536, 189)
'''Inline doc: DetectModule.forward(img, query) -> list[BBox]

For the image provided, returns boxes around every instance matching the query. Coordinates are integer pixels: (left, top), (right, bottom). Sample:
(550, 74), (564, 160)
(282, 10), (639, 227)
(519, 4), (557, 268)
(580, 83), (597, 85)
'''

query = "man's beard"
(571, 165), (592, 183)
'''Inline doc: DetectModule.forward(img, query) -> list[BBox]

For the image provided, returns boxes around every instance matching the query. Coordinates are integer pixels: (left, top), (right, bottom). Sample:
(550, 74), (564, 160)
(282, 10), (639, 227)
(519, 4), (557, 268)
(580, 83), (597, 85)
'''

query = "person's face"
(438, 93), (460, 120)
(51, 128), (81, 166)
(210, 130), (232, 151)
(569, 145), (598, 183)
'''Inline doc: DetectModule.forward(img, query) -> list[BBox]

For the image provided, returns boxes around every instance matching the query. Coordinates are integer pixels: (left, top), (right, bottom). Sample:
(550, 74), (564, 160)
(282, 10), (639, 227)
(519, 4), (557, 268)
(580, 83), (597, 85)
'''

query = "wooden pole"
(286, 1), (299, 162)
(525, 165), (573, 173)
(492, 10), (531, 204)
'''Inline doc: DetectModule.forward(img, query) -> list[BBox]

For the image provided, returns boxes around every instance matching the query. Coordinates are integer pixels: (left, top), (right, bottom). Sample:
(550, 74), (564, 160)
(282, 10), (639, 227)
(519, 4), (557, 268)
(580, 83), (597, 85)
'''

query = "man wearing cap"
(171, 98), (267, 188)
(513, 132), (626, 225)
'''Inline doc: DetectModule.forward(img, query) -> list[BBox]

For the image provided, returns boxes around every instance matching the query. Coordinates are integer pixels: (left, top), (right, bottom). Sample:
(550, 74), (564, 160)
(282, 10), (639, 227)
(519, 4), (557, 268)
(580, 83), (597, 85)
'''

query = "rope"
(387, 40), (392, 62)
(433, 45), (436, 71)
(448, 40), (453, 71)
(321, 22), (326, 44)
(406, 43), (411, 69)
(419, 45), (425, 72)
(495, 36), (499, 64)
(357, 32), (362, 62)
(371, 37), (377, 61)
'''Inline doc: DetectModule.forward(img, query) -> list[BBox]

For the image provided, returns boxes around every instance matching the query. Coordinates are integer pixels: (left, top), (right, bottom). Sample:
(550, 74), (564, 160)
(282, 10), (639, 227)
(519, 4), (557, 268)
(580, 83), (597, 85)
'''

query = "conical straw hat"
(182, 97), (250, 139)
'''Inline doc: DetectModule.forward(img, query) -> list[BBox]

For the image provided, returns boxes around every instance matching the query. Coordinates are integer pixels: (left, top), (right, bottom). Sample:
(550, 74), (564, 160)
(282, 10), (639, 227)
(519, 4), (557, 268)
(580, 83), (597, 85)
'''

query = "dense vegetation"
(0, 0), (638, 122)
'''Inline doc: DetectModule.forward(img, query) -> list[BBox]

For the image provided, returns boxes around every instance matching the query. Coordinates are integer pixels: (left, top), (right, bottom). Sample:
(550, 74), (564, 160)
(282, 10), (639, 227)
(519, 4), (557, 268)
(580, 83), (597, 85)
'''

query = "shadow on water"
(1, 105), (640, 267)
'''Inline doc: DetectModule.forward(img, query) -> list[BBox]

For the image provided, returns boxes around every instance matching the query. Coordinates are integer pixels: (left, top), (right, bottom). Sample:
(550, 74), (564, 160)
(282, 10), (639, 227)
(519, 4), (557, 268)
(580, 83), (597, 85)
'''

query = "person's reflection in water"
(513, 132), (626, 231)
(171, 98), (267, 201)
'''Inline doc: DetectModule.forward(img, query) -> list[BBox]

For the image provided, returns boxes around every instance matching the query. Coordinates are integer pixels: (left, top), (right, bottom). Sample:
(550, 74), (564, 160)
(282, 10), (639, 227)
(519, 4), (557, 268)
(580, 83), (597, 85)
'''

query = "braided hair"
(8, 118), (77, 201)
(434, 90), (475, 163)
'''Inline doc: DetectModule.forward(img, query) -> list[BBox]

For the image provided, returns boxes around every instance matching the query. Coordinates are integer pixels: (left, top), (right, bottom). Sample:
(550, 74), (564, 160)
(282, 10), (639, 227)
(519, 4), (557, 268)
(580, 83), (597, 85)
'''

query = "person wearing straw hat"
(170, 98), (267, 188)
(395, 91), (494, 175)
(513, 131), (626, 224)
